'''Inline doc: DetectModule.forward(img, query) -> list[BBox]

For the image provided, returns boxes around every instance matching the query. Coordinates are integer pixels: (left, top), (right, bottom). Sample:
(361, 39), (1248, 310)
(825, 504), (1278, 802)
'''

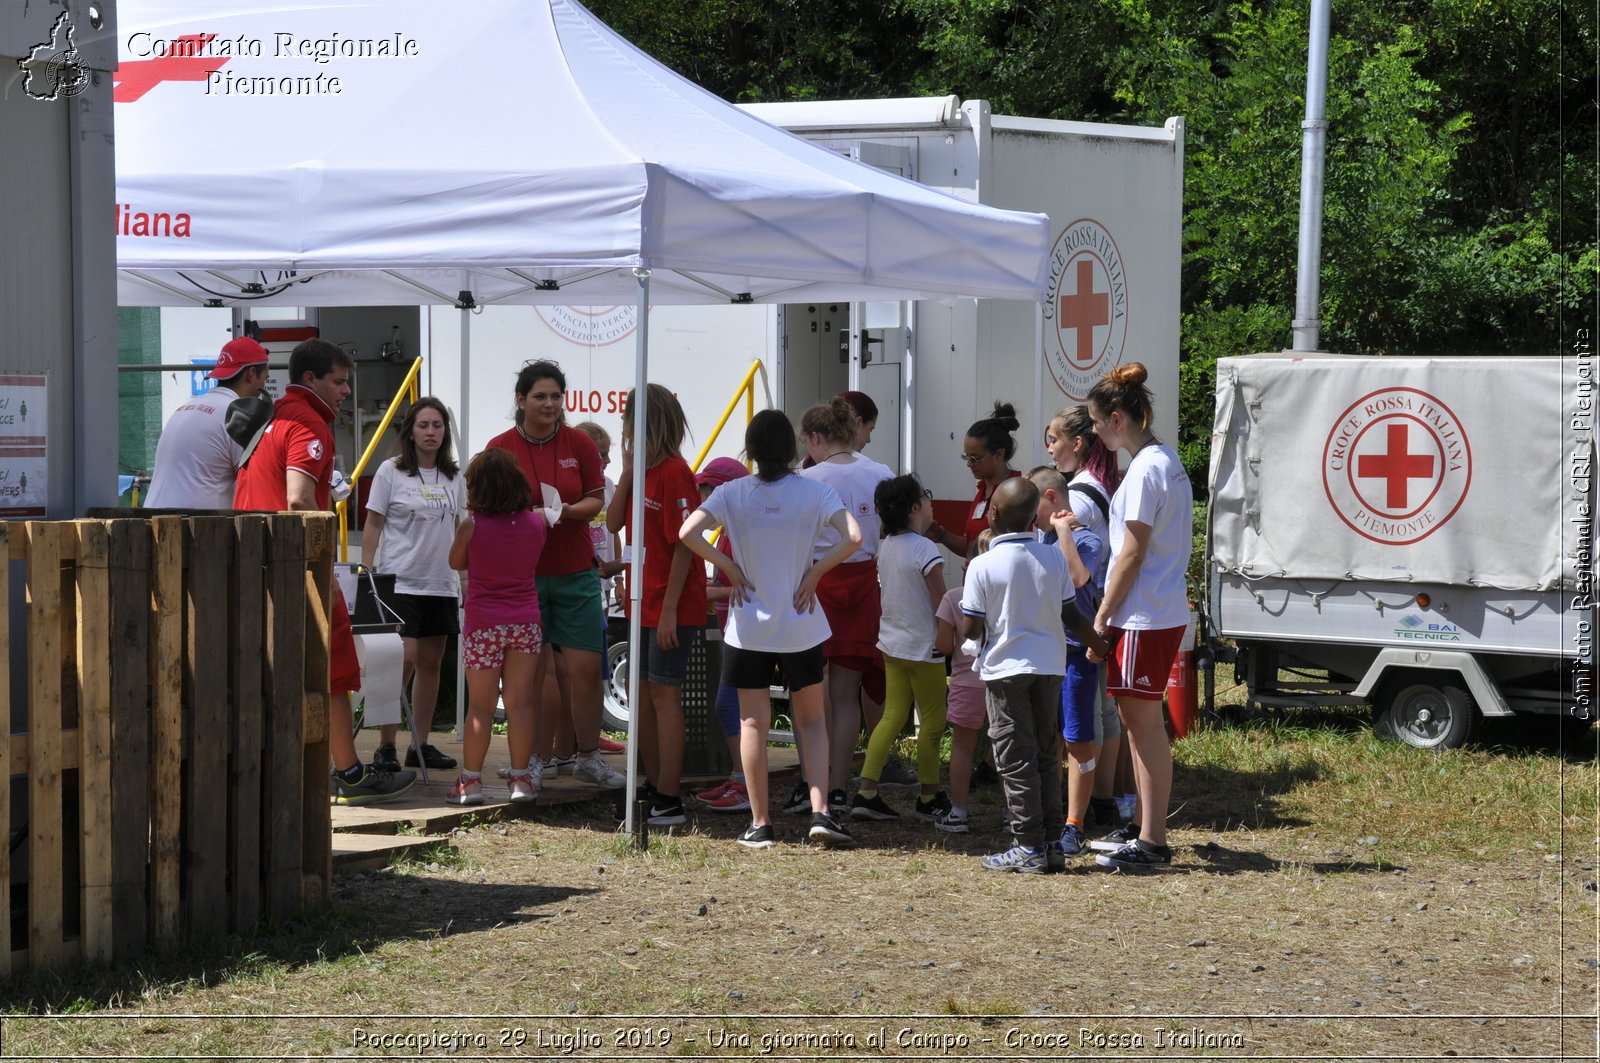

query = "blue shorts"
(1060, 650), (1102, 744)
(714, 682), (741, 737)
(642, 627), (698, 687)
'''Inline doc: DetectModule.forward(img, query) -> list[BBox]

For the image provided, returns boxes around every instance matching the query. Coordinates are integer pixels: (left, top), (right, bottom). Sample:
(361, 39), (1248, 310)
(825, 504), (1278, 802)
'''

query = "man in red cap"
(237, 338), (415, 804)
(145, 336), (273, 508)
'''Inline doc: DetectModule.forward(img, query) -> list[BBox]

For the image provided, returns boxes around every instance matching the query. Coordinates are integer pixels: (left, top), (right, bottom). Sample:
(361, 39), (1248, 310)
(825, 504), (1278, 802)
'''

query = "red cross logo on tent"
(1356, 423), (1435, 509)
(1321, 387), (1472, 546)
(113, 35), (229, 102)
(1059, 260), (1110, 367)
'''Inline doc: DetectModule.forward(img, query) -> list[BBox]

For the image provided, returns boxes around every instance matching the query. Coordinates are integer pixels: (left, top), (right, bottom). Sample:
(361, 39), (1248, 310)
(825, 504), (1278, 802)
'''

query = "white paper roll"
(355, 632), (405, 727)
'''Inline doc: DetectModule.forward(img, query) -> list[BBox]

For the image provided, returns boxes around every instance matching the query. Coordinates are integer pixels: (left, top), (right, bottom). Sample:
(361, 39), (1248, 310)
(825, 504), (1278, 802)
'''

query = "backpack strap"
(1068, 480), (1109, 522)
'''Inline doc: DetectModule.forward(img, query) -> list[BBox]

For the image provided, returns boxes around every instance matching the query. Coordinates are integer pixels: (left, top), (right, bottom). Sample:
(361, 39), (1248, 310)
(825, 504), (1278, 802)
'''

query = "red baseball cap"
(208, 337), (269, 379)
(695, 457), (750, 490)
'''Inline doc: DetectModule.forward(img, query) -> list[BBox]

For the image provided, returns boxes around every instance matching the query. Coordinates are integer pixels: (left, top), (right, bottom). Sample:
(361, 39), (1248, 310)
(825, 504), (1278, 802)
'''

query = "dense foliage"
(587, 0), (1597, 482)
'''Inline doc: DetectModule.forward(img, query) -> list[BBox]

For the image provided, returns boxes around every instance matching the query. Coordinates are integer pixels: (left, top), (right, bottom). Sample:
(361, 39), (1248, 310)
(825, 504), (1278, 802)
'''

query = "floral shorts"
(463, 622), (542, 671)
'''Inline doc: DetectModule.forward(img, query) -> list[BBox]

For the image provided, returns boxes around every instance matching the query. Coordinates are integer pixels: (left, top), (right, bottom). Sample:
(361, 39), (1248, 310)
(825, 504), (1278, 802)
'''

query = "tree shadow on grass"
(0, 872), (598, 1013)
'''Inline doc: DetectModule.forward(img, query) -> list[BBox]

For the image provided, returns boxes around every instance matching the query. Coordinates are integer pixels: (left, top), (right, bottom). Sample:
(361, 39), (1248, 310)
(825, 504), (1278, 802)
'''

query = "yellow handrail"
(690, 359), (766, 473)
(337, 356), (424, 561)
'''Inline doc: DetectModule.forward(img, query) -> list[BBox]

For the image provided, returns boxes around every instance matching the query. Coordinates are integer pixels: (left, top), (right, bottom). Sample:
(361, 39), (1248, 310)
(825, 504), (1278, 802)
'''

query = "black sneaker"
(827, 788), (848, 816)
(808, 812), (854, 847)
(736, 823), (775, 850)
(849, 792), (899, 821)
(913, 791), (952, 822)
(647, 797), (688, 827)
(406, 743), (457, 770)
(371, 743), (401, 771)
(1095, 839), (1173, 872)
(1088, 823), (1140, 852)
(969, 760), (999, 788)
(332, 764), (417, 805)
(782, 780), (812, 815)
(613, 781), (659, 823)
(879, 754), (919, 788)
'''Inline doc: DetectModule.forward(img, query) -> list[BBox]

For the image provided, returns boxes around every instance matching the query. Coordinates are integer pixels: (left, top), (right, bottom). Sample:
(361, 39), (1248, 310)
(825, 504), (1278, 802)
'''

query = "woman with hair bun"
(926, 401), (1023, 561)
(1083, 362), (1193, 872)
(798, 397), (896, 815)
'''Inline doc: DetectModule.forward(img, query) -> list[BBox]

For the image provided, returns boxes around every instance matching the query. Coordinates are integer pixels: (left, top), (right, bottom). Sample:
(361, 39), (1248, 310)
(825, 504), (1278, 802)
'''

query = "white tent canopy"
(114, 0), (1050, 308)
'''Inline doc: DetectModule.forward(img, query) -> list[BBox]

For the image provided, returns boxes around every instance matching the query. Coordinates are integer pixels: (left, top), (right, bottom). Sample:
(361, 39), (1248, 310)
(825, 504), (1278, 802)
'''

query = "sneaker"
(933, 806), (970, 834)
(332, 764), (417, 805)
(1059, 822), (1088, 857)
(782, 780), (813, 816)
(598, 736), (626, 753)
(849, 792), (899, 821)
(980, 843), (1048, 874)
(371, 743), (401, 771)
(827, 788), (849, 816)
(445, 773), (484, 806)
(808, 812), (854, 847)
(544, 753), (575, 779)
(705, 779), (751, 814)
(405, 744), (457, 770)
(914, 791), (952, 822)
(572, 750), (627, 789)
(1088, 823), (1140, 852)
(696, 778), (735, 802)
(612, 782), (659, 823)
(736, 822), (775, 850)
(507, 770), (540, 803)
(970, 760), (999, 788)
(648, 797), (688, 826)
(879, 754), (919, 788)
(1095, 839), (1174, 872)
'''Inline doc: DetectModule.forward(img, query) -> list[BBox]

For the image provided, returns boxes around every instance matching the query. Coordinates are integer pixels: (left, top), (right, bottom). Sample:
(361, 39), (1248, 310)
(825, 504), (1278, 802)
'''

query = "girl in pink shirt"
(447, 449), (548, 805)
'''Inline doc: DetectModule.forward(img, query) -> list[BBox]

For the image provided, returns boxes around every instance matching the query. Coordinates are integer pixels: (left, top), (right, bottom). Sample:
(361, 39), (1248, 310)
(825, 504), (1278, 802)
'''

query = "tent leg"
(625, 268), (652, 848)
(455, 304), (470, 742)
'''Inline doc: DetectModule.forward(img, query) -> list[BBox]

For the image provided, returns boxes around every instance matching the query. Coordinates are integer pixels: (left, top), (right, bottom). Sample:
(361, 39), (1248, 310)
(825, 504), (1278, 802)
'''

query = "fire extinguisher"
(1166, 601), (1200, 738)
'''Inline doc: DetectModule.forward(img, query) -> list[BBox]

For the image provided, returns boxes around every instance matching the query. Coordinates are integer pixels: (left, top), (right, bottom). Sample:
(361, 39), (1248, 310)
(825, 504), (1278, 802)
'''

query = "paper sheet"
(355, 632), (405, 726)
(541, 483), (563, 527)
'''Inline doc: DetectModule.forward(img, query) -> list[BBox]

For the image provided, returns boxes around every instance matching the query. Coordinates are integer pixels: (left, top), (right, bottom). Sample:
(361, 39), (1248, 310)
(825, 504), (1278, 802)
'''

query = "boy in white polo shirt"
(960, 477), (1105, 873)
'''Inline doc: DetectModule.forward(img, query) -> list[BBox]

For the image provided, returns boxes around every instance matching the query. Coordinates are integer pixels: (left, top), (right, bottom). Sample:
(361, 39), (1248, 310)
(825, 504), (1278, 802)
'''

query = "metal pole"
(454, 304), (470, 740)
(1291, 0), (1332, 352)
(625, 268), (652, 846)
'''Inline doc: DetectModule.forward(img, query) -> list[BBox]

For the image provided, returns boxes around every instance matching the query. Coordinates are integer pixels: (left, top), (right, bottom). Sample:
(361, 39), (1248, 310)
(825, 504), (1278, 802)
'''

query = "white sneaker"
(547, 752), (577, 776)
(572, 750), (626, 789)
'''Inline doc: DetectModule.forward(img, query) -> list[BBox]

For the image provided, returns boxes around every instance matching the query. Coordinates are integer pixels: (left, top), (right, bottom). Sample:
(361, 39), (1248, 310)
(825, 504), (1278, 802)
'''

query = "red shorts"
(331, 587), (361, 695)
(816, 559), (882, 661)
(1104, 625), (1185, 700)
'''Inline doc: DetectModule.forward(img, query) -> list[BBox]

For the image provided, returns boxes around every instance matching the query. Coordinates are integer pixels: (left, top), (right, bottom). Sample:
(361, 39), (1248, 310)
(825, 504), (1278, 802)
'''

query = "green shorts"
(535, 569), (605, 653)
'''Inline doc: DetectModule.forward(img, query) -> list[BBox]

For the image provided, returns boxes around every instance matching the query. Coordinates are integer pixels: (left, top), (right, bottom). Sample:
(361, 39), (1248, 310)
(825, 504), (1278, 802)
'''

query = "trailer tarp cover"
(111, 0), (1049, 307)
(1210, 353), (1589, 593)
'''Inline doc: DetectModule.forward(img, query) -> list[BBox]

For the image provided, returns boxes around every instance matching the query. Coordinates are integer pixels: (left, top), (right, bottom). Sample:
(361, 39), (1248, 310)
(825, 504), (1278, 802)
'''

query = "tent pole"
(455, 303), (471, 740)
(625, 268), (652, 844)
(1033, 302), (1046, 467)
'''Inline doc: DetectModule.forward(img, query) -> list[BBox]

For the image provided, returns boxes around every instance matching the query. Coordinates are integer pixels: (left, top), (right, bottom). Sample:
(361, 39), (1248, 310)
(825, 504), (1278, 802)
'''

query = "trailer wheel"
(602, 638), (632, 732)
(1374, 679), (1476, 750)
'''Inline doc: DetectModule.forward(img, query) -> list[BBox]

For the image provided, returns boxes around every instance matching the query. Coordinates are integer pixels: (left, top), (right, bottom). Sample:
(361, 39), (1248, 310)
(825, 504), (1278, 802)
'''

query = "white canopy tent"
(113, 0), (1050, 828)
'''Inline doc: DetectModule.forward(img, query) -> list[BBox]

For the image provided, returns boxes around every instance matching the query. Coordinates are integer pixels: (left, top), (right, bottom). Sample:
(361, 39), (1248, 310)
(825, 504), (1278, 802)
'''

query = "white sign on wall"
(0, 374), (48, 516)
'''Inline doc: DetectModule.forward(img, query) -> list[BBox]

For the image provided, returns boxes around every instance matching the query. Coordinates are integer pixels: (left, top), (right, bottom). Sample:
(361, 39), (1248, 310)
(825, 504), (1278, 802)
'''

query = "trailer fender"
(1352, 649), (1513, 717)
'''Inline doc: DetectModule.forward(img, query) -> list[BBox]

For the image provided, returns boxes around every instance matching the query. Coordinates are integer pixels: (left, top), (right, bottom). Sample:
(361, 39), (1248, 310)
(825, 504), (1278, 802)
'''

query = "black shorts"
(721, 643), (825, 692)
(389, 592), (460, 639)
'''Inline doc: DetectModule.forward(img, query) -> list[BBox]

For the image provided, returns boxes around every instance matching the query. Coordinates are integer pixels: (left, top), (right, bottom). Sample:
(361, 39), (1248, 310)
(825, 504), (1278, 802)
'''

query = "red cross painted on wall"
(113, 34), (229, 102)
(1059, 259), (1109, 366)
(1357, 423), (1435, 509)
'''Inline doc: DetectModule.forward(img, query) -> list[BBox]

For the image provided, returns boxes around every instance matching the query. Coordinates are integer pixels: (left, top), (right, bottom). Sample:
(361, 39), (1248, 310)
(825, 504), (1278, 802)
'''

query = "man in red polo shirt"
(236, 338), (416, 804)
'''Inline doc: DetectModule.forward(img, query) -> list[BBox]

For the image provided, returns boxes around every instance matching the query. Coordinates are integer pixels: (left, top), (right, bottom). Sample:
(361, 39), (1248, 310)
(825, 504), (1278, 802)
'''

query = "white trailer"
(1206, 352), (1596, 747)
(422, 97), (1184, 518)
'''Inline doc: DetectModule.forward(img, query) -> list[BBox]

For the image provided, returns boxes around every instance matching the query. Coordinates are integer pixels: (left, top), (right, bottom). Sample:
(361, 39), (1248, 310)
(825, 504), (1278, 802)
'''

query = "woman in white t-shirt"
(798, 398), (895, 814)
(679, 409), (863, 850)
(364, 397), (465, 773)
(1085, 363), (1194, 871)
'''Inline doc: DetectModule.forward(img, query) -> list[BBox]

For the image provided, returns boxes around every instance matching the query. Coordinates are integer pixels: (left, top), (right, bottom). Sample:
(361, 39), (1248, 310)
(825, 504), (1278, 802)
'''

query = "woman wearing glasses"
(926, 401), (1023, 561)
